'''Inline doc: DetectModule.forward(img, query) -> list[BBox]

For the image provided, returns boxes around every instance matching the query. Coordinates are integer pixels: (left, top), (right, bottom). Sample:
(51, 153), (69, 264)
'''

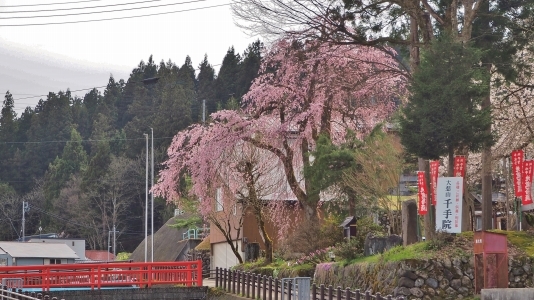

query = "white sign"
(436, 177), (463, 233)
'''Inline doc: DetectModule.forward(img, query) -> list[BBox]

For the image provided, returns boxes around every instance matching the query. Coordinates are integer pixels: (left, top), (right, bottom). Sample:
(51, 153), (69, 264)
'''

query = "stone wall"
(48, 286), (208, 300)
(315, 256), (534, 299)
(315, 256), (476, 300)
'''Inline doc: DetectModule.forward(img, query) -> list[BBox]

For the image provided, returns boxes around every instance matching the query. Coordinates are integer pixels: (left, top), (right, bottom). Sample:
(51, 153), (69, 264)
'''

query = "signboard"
(417, 171), (428, 215)
(453, 156), (466, 177)
(511, 149), (524, 197)
(436, 177), (463, 233)
(429, 160), (439, 206)
(522, 160), (534, 206)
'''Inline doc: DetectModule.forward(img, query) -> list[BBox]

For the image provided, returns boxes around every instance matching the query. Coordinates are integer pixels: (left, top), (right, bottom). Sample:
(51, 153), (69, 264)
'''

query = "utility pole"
(144, 133), (148, 263)
(150, 127), (154, 263)
(21, 201), (28, 242)
(202, 99), (206, 124)
(108, 226), (119, 261)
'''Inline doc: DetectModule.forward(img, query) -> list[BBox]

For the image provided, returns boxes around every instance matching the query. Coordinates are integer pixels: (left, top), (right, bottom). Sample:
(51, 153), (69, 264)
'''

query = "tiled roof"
(0, 242), (79, 259)
(85, 250), (115, 261)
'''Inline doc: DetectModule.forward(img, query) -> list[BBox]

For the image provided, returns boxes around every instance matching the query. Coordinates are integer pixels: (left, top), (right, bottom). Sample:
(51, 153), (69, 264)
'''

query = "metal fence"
(215, 267), (405, 300)
(0, 285), (61, 300)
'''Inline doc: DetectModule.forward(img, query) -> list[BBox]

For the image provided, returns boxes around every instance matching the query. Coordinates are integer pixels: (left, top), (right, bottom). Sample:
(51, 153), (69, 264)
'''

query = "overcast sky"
(0, 0), (258, 113)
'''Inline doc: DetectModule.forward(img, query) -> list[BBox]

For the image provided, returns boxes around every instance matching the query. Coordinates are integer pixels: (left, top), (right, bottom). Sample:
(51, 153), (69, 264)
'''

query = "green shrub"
(334, 238), (363, 260)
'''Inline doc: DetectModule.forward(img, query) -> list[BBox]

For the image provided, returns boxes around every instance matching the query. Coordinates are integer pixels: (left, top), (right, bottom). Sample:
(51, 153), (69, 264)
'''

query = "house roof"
(195, 236), (210, 251)
(129, 213), (202, 262)
(85, 250), (115, 261)
(0, 242), (79, 259)
(340, 216), (356, 228)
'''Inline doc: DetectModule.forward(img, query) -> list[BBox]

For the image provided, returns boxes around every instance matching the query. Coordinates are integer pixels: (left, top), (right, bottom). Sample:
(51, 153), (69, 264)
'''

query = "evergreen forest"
(0, 41), (263, 251)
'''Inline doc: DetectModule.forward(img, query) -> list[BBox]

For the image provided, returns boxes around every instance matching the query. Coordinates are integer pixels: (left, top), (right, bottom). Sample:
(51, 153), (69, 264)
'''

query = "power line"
(0, 136), (174, 145)
(3, 0), (163, 13)
(0, 0), (210, 19)
(11, 63), (222, 101)
(0, 2), (231, 26)
(0, 0), (101, 8)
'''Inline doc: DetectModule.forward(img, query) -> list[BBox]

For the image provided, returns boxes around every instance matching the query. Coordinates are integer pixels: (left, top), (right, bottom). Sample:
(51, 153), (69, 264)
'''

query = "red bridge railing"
(0, 261), (202, 291)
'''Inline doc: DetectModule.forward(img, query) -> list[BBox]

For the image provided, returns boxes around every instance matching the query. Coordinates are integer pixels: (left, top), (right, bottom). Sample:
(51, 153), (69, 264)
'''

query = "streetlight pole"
(151, 127), (154, 263)
(144, 133), (148, 263)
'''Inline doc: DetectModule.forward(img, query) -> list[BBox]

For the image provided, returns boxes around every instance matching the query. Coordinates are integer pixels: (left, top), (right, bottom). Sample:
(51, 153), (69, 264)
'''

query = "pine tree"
(215, 47), (241, 110)
(196, 55), (216, 121)
(0, 91), (18, 181)
(399, 35), (493, 173)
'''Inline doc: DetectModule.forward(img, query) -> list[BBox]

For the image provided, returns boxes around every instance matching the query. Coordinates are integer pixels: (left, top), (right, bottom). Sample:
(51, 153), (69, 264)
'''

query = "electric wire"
(0, 0), (101, 8)
(0, 0), (210, 19)
(0, 136), (174, 145)
(29, 204), (147, 235)
(0, 2), (231, 26)
(11, 63), (221, 102)
(3, 0), (164, 13)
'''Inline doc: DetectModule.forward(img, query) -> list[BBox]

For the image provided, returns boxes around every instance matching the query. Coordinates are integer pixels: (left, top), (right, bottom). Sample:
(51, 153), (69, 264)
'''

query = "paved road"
(203, 278), (216, 287)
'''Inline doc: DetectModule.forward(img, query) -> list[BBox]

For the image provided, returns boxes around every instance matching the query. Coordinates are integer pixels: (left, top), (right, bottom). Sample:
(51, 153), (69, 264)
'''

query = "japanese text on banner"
(511, 149), (524, 197)
(417, 171), (428, 215)
(430, 161), (439, 206)
(436, 177), (463, 233)
(523, 160), (534, 206)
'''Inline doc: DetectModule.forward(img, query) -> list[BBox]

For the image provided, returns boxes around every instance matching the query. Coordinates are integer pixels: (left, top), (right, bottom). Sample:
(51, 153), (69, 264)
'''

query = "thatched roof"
(195, 235), (210, 251)
(130, 214), (201, 262)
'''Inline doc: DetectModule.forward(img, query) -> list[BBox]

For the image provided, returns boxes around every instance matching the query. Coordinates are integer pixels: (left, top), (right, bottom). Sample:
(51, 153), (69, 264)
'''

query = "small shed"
(0, 242), (79, 266)
(340, 216), (357, 239)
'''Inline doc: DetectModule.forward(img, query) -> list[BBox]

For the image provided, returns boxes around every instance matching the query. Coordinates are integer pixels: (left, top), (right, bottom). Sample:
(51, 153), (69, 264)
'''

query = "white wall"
(212, 241), (243, 270)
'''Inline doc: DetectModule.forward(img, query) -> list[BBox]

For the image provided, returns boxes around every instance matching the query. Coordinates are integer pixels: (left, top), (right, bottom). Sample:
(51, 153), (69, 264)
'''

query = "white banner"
(436, 177), (463, 233)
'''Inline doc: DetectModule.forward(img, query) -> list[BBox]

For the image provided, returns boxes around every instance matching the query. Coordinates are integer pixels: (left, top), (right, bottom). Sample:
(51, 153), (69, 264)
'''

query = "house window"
(50, 259), (62, 264)
(0, 258), (6, 266)
(216, 188), (223, 212)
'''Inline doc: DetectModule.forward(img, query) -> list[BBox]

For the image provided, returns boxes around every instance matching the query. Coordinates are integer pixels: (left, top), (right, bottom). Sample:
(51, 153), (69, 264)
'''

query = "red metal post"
(197, 260), (203, 286)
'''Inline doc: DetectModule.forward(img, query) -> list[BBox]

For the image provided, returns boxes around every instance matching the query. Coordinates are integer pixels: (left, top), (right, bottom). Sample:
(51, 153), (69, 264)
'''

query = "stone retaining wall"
(315, 256), (534, 299)
(315, 256), (476, 300)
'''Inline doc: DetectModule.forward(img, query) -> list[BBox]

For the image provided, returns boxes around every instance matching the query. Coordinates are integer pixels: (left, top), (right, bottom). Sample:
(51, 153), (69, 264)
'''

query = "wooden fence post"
(375, 292), (381, 300)
(232, 270), (236, 294)
(256, 275), (261, 300)
(242, 272), (246, 297)
(328, 285), (333, 300)
(320, 284), (325, 300)
(223, 269), (228, 291)
(252, 273), (256, 299)
(336, 286), (342, 300)
(263, 275), (267, 300)
(215, 267), (219, 288)
(268, 276), (273, 300)
(345, 287), (351, 300)
(237, 271), (241, 295)
(355, 289), (360, 300)
(274, 278), (279, 300)
(246, 273), (251, 299)
(364, 291), (370, 300)
(312, 283), (317, 300)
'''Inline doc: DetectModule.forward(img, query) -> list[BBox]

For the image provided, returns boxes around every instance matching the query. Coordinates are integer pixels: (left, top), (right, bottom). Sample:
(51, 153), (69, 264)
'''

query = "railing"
(215, 268), (405, 300)
(0, 285), (57, 300)
(0, 261), (202, 291)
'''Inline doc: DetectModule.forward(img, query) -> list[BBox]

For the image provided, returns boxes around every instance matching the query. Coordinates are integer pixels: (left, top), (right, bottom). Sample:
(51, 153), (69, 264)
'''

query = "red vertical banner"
(522, 160), (534, 206)
(511, 149), (524, 197)
(429, 160), (439, 206)
(417, 171), (428, 215)
(453, 156), (466, 177)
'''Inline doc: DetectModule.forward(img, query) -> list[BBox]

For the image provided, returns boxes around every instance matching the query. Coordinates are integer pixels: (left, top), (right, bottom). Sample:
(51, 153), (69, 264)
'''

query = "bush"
(334, 238), (363, 260)
(424, 230), (455, 250)
(281, 215), (344, 258)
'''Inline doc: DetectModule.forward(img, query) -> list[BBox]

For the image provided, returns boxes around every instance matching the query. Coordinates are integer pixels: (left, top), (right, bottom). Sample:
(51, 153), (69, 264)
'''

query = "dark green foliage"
(304, 134), (356, 196)
(334, 238), (363, 260)
(169, 216), (202, 230)
(399, 35), (493, 160)
(0, 44), (259, 248)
